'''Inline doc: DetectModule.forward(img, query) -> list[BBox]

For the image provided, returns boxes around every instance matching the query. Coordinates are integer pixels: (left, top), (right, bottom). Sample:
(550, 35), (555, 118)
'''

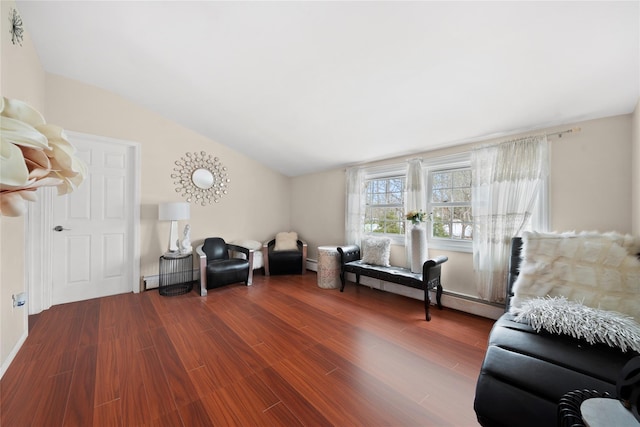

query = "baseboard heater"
(142, 269), (200, 291)
(343, 272), (504, 320)
(305, 260), (501, 319)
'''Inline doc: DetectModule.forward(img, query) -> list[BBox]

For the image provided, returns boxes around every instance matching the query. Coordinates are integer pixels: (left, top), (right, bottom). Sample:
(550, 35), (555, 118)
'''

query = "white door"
(51, 134), (136, 305)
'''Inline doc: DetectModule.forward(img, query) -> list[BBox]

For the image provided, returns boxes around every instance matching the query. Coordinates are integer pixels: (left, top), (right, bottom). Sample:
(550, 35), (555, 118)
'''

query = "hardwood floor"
(1, 272), (495, 426)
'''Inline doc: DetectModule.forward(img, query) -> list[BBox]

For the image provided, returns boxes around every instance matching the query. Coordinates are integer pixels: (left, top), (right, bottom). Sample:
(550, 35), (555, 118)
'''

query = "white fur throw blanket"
(510, 231), (640, 323)
(511, 296), (640, 353)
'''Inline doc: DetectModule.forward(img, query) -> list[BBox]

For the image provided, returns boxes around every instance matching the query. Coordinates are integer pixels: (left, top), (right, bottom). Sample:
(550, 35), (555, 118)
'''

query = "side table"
(159, 253), (194, 296)
(317, 246), (340, 289)
(581, 398), (639, 427)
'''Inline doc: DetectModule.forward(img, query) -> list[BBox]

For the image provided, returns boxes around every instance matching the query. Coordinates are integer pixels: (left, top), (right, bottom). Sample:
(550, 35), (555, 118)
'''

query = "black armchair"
(263, 232), (307, 276)
(196, 237), (254, 296)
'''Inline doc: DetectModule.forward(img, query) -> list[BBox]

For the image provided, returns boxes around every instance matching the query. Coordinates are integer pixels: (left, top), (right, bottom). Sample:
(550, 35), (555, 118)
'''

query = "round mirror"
(192, 168), (214, 189)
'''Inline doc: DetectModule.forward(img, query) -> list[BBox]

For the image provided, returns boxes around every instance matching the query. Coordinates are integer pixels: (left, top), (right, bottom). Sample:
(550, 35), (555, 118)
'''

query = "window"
(425, 153), (473, 252)
(364, 175), (405, 238)
(354, 156), (473, 250)
(350, 151), (546, 254)
(430, 168), (473, 240)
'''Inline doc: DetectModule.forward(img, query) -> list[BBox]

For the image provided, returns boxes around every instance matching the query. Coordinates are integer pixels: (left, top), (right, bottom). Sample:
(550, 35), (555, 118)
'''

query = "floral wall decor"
(0, 96), (87, 217)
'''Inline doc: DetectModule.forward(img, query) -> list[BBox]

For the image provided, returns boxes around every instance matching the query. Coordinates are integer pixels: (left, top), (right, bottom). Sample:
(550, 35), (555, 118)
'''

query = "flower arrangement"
(405, 210), (430, 225)
(1, 96), (87, 217)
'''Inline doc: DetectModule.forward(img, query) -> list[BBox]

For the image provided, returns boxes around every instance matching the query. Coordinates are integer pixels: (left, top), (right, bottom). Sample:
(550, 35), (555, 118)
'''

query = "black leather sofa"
(473, 238), (639, 427)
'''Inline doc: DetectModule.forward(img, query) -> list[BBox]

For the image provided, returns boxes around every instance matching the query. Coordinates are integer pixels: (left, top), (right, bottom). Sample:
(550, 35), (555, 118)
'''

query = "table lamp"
(158, 202), (190, 258)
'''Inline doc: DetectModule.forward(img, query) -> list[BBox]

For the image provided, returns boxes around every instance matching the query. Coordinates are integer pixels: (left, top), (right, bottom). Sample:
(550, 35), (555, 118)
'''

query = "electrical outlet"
(12, 292), (27, 308)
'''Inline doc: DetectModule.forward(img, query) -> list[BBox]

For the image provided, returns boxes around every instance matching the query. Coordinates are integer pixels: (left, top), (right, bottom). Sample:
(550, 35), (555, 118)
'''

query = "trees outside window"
(430, 168), (473, 241)
(364, 177), (405, 237)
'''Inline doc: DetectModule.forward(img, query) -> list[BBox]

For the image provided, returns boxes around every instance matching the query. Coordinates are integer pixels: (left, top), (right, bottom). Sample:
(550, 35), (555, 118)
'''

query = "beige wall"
(44, 75), (292, 279)
(550, 114), (632, 233)
(291, 113), (635, 299)
(1, 1), (47, 373)
(290, 170), (345, 256)
(632, 99), (640, 235)
(1, 1), (292, 373)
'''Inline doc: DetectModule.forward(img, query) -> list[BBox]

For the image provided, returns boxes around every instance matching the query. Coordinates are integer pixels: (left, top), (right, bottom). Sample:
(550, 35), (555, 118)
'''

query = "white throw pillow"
(511, 231), (640, 321)
(274, 232), (299, 251)
(361, 237), (391, 267)
(511, 296), (640, 353)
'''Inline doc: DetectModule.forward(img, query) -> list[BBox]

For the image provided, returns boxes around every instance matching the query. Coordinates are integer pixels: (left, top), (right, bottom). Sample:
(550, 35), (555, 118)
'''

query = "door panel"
(51, 137), (133, 305)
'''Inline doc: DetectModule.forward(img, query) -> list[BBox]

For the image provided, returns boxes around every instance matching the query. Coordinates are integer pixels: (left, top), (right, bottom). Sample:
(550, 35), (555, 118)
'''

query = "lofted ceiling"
(15, 1), (640, 177)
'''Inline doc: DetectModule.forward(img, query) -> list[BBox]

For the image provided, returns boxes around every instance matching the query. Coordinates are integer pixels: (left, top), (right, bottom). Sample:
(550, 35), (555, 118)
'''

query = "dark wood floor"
(1, 272), (495, 426)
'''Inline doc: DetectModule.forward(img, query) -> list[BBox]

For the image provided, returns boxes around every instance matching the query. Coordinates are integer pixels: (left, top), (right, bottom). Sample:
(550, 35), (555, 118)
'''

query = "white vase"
(410, 224), (428, 274)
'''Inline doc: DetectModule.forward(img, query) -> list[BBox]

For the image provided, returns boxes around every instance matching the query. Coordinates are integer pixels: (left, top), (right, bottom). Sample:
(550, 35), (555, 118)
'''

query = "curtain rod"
(548, 127), (581, 138)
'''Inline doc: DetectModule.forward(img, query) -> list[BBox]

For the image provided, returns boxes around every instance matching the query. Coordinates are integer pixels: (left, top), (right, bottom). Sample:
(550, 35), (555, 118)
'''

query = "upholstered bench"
(337, 244), (448, 321)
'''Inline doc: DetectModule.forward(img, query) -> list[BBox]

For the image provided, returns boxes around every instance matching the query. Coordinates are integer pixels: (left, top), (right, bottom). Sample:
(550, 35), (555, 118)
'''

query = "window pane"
(433, 207), (451, 221)
(453, 170), (471, 187)
(388, 191), (403, 204)
(453, 206), (473, 222)
(364, 176), (405, 236)
(371, 181), (383, 193)
(462, 223), (473, 240)
(451, 188), (470, 202)
(432, 188), (452, 203)
(369, 207), (385, 222)
(451, 220), (463, 239)
(427, 163), (473, 247)
(388, 178), (403, 193)
(430, 167), (473, 243)
(434, 221), (450, 238)
(432, 172), (451, 189)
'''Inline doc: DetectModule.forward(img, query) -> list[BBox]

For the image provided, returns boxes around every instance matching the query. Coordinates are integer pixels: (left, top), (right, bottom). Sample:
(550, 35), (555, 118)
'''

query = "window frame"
(362, 163), (407, 244)
(425, 152), (473, 253)
(354, 150), (549, 253)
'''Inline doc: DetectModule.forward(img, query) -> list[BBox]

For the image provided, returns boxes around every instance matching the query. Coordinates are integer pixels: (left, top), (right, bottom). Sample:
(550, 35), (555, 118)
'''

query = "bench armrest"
(425, 256), (448, 268)
(337, 245), (361, 264)
(423, 255), (448, 283)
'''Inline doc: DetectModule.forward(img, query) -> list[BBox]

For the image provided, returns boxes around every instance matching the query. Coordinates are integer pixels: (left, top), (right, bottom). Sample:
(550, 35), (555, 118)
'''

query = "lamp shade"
(158, 202), (190, 221)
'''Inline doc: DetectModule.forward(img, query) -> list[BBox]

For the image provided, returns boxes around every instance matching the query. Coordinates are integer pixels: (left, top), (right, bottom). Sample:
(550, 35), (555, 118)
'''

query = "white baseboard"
(143, 275), (159, 290)
(305, 264), (503, 319)
(349, 273), (503, 320)
(0, 329), (28, 380)
(306, 259), (318, 272)
(171, 259), (503, 320)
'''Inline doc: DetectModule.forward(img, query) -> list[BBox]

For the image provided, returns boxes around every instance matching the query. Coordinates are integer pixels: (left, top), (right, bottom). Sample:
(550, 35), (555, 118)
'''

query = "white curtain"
(345, 167), (365, 246)
(471, 135), (549, 303)
(405, 158), (427, 265)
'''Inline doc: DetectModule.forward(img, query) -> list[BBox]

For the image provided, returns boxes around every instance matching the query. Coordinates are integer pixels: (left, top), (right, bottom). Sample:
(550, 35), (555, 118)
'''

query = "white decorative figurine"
(181, 224), (192, 254)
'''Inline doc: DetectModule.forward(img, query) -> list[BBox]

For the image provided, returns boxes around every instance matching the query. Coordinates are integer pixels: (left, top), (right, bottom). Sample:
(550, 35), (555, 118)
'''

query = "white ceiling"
(16, 1), (640, 177)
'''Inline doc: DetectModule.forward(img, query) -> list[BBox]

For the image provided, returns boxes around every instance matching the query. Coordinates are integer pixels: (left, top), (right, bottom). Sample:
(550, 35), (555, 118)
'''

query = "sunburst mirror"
(9, 8), (24, 46)
(171, 151), (230, 205)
